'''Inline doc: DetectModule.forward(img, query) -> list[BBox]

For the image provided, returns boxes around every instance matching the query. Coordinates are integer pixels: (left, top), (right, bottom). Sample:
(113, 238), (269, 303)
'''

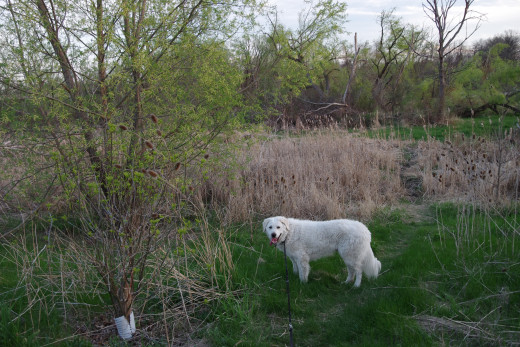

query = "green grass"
(2, 204), (519, 345)
(0, 231), (95, 346)
(364, 114), (519, 141)
(204, 205), (520, 346)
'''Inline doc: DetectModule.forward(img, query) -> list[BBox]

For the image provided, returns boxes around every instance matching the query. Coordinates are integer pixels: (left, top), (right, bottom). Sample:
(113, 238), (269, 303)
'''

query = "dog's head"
(262, 216), (290, 246)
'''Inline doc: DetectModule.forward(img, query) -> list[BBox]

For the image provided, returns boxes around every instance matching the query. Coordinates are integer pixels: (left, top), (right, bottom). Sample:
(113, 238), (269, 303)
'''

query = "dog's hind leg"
(339, 248), (362, 286)
(353, 269), (363, 287)
(345, 265), (355, 283)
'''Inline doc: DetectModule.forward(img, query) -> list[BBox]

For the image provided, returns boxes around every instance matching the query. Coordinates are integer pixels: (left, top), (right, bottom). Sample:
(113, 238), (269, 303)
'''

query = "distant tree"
(423, 0), (484, 120)
(267, 0), (347, 100)
(451, 43), (520, 116)
(474, 30), (520, 61)
(370, 10), (424, 115)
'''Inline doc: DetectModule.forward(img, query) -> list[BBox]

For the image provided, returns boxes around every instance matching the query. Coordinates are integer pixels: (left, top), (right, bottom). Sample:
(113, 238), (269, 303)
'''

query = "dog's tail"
(362, 248), (381, 279)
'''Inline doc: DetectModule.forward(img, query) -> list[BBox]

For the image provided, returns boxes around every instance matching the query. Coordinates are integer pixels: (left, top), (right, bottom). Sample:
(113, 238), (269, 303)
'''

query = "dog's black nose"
(271, 232), (276, 238)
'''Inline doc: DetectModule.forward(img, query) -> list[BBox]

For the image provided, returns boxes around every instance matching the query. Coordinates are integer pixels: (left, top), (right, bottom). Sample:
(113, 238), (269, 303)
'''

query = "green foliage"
(234, 0), (347, 118)
(450, 43), (520, 114)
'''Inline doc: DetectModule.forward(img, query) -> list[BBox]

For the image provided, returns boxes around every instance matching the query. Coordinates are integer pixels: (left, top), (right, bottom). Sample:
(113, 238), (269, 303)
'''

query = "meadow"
(1, 115), (519, 346)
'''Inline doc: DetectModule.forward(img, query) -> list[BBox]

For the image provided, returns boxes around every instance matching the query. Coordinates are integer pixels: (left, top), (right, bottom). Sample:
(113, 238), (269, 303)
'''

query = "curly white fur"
(263, 216), (381, 287)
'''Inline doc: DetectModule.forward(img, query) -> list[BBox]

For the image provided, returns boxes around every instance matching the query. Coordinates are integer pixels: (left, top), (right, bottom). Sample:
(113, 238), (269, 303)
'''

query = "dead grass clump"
(416, 133), (520, 204)
(202, 131), (405, 222)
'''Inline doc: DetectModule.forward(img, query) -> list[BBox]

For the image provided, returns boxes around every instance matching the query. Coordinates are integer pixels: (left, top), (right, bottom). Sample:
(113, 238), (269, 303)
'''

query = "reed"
(201, 131), (405, 223)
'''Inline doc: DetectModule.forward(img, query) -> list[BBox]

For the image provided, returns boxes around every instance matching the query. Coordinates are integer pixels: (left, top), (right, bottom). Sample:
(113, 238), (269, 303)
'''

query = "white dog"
(263, 216), (381, 287)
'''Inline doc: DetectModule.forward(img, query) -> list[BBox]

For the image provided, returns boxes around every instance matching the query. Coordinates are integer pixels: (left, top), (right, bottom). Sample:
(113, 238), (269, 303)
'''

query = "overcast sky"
(267, 0), (520, 45)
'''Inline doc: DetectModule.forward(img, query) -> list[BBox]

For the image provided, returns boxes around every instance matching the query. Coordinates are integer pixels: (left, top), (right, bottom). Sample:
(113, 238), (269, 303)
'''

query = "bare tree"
(342, 32), (360, 105)
(370, 10), (423, 114)
(423, 0), (483, 119)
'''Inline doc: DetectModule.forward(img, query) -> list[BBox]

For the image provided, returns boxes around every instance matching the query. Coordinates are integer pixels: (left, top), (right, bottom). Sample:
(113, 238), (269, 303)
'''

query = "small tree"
(0, 0), (254, 339)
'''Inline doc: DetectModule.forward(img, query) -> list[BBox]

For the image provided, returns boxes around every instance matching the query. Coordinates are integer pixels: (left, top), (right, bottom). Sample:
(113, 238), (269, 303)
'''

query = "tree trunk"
(438, 55), (446, 120)
(342, 33), (360, 104)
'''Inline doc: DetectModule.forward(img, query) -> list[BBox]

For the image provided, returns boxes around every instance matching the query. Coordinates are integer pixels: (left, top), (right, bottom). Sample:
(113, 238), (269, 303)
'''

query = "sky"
(267, 0), (520, 45)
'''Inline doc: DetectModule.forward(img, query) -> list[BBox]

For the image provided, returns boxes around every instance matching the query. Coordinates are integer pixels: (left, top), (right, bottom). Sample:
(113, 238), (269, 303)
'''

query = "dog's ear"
(262, 218), (270, 232)
(279, 217), (290, 231)
(278, 217), (290, 243)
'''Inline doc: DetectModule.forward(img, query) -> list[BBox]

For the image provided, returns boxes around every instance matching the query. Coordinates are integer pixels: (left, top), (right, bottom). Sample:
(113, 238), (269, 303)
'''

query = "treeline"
(233, 5), (520, 129)
(0, 1), (518, 133)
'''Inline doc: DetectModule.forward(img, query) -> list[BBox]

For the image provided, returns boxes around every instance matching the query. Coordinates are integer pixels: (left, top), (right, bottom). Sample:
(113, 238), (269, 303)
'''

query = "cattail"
(445, 140), (452, 146)
(145, 140), (154, 149)
(141, 169), (148, 174)
(156, 130), (163, 137)
(150, 114), (158, 124)
(189, 186), (194, 191)
(174, 162), (181, 171)
(119, 124), (128, 131)
(115, 164), (122, 169)
(148, 170), (158, 177)
(204, 154), (209, 159)
(432, 172), (437, 177)
(152, 213), (159, 219)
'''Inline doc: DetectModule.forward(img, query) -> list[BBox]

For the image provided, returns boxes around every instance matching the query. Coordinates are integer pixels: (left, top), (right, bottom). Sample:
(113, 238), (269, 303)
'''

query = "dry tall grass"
(417, 132), (520, 204)
(201, 131), (405, 222)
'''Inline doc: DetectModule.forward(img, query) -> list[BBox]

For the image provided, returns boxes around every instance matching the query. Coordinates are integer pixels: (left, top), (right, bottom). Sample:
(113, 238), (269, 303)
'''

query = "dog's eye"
(277, 226), (280, 229)
(269, 226), (272, 229)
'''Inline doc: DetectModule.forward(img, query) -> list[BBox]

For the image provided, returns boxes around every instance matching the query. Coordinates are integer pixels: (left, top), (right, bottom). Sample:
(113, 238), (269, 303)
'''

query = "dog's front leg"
(295, 256), (310, 282)
(290, 258), (299, 274)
